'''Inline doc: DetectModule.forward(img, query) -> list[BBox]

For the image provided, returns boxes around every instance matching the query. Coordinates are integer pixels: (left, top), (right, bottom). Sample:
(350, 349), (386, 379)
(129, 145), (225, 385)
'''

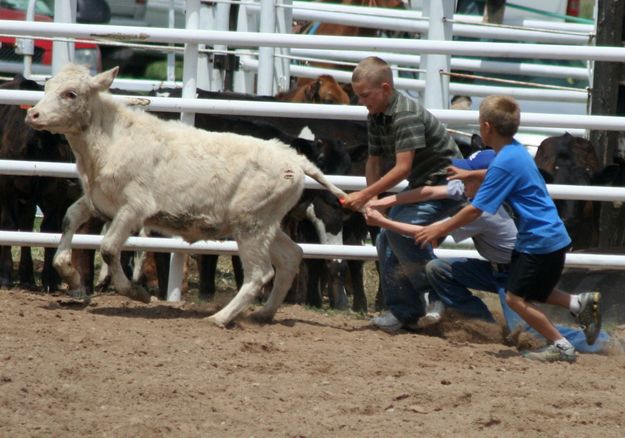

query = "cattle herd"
(1, 65), (625, 325)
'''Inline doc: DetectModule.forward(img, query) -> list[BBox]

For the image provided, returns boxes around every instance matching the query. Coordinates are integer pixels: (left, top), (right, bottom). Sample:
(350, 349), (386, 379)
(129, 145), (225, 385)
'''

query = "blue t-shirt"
(471, 140), (571, 254)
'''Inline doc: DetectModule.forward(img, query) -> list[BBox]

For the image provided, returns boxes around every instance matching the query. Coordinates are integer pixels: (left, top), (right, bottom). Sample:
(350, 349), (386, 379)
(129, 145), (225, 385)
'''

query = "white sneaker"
(417, 300), (445, 328)
(371, 311), (402, 333)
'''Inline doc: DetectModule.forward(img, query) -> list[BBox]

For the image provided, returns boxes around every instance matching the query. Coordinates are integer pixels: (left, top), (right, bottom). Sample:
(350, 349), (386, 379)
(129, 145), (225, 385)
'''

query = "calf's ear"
(90, 66), (119, 92)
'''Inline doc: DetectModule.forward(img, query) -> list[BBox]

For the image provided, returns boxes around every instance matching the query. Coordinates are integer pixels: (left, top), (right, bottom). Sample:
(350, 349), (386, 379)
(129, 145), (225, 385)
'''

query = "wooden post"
(591, 0), (625, 247)
(590, 0), (624, 165)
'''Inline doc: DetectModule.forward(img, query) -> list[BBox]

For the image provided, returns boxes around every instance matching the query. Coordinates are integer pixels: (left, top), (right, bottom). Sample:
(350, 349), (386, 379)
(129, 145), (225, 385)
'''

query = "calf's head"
(25, 64), (119, 135)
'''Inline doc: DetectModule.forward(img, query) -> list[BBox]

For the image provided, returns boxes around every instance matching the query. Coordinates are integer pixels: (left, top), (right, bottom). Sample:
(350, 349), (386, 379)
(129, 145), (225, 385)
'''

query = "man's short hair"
(352, 56), (394, 87)
(479, 95), (521, 137)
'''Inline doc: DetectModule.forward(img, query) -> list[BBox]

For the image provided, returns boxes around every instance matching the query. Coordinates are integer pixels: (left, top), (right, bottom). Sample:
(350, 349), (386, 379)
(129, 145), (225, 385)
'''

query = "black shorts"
(506, 245), (569, 302)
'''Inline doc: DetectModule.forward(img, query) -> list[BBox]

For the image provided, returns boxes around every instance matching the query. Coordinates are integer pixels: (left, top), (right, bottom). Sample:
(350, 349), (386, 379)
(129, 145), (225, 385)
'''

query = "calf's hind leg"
(100, 206), (151, 303)
(207, 233), (276, 327)
(251, 230), (303, 322)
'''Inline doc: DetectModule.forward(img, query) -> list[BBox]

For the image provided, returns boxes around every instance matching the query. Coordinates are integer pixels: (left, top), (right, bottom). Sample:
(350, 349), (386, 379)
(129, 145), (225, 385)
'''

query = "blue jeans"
(377, 197), (461, 323)
(425, 257), (503, 322)
(426, 257), (610, 353)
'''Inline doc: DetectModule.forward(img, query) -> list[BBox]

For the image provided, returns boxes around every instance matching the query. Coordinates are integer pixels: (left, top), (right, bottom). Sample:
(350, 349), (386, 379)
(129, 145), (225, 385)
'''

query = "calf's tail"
(297, 155), (348, 201)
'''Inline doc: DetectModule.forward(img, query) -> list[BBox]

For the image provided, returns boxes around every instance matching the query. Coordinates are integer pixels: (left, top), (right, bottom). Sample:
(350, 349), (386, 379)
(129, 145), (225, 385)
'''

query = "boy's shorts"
(506, 245), (570, 302)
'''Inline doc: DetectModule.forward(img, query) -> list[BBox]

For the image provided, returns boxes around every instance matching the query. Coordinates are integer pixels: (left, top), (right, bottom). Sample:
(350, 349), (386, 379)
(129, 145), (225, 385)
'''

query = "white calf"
(25, 64), (348, 327)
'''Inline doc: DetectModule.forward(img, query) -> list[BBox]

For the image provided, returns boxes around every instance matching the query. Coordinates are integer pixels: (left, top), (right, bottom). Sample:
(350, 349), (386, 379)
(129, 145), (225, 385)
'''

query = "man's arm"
(413, 204), (483, 248)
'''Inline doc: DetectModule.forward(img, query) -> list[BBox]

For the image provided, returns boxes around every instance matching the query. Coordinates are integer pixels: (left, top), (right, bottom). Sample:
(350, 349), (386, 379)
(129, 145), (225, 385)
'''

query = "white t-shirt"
(446, 180), (517, 264)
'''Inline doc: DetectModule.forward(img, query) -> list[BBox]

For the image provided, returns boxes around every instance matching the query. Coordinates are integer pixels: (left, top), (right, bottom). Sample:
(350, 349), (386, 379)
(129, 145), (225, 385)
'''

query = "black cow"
(534, 132), (602, 250)
(589, 155), (625, 248)
(151, 88), (368, 157)
(0, 75), (87, 291)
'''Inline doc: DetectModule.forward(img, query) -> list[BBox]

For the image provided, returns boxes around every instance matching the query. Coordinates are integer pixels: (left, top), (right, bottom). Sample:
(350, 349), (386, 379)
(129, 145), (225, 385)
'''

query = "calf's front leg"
(53, 196), (93, 299)
(100, 206), (151, 304)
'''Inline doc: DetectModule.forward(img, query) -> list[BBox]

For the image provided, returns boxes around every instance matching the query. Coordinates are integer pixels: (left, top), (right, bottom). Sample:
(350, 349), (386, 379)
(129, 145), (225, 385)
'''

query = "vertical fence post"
(197, 2), (213, 90)
(422, 0), (453, 109)
(208, 1), (231, 91)
(167, 0), (201, 302)
(166, 0), (177, 82)
(258, 0), (276, 94)
(274, 0), (292, 92)
(52, 0), (76, 74)
(233, 1), (258, 93)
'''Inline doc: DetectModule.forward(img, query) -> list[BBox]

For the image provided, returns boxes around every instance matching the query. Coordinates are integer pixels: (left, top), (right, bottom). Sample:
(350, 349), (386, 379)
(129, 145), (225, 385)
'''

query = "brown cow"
(275, 75), (350, 105)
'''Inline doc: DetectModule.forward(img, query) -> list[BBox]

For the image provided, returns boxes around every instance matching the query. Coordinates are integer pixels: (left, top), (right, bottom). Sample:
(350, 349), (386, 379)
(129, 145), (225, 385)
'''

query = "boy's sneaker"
(575, 291), (602, 345)
(371, 311), (402, 333)
(417, 300), (445, 328)
(522, 344), (576, 363)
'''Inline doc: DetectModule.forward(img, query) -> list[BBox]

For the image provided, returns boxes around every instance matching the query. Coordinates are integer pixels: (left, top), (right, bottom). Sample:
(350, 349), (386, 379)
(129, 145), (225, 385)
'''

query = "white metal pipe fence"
(0, 89), (620, 131)
(0, 21), (623, 62)
(287, 49), (589, 80)
(2, 3), (625, 302)
(3, 159), (625, 201)
(2, 231), (625, 270)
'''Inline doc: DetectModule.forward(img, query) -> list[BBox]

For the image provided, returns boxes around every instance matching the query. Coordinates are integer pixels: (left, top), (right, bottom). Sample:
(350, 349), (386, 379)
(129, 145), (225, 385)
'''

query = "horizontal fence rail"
(1, 89), (623, 131)
(287, 49), (590, 80)
(240, 59), (588, 103)
(2, 159), (625, 201)
(0, 21), (623, 62)
(1, 231), (624, 270)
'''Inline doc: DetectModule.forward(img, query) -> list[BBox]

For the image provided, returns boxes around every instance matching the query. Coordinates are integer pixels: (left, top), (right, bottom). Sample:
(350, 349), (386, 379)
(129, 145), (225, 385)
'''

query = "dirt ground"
(2, 262), (625, 438)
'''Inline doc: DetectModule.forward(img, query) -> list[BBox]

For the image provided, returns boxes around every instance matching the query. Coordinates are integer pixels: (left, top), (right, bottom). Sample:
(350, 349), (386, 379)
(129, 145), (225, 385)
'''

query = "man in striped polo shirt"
(342, 56), (463, 332)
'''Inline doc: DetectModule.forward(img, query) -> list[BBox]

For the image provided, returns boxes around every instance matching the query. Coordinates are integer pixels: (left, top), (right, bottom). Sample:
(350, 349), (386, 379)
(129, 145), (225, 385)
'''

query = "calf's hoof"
(206, 314), (229, 328)
(121, 284), (152, 304)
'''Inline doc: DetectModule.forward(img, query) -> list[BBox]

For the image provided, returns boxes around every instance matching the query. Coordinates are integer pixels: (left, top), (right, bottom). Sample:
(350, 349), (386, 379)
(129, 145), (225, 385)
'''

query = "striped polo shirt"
(368, 91), (462, 187)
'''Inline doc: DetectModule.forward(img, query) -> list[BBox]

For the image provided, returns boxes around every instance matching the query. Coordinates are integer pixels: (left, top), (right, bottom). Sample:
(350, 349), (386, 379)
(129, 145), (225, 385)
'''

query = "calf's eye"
(64, 90), (78, 100)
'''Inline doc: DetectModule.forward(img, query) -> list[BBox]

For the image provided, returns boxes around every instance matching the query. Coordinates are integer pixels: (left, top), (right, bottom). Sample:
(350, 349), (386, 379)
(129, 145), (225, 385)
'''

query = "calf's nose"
(24, 108), (39, 125)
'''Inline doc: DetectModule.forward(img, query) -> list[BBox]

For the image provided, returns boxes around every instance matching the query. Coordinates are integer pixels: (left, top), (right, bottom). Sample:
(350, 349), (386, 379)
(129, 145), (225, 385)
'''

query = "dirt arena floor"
(0, 258), (624, 437)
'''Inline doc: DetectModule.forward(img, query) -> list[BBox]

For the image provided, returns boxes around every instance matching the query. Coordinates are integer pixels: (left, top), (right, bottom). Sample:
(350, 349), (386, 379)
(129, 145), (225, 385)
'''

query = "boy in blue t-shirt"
(413, 95), (602, 363)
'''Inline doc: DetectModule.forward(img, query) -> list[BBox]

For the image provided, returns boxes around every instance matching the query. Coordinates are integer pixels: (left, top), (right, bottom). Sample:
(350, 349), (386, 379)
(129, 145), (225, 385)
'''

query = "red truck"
(0, 0), (102, 75)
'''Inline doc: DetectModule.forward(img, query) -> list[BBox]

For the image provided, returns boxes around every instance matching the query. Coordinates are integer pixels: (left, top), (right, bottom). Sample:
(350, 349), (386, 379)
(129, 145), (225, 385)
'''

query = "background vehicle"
(0, 0), (105, 75)
(107, 0), (147, 26)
